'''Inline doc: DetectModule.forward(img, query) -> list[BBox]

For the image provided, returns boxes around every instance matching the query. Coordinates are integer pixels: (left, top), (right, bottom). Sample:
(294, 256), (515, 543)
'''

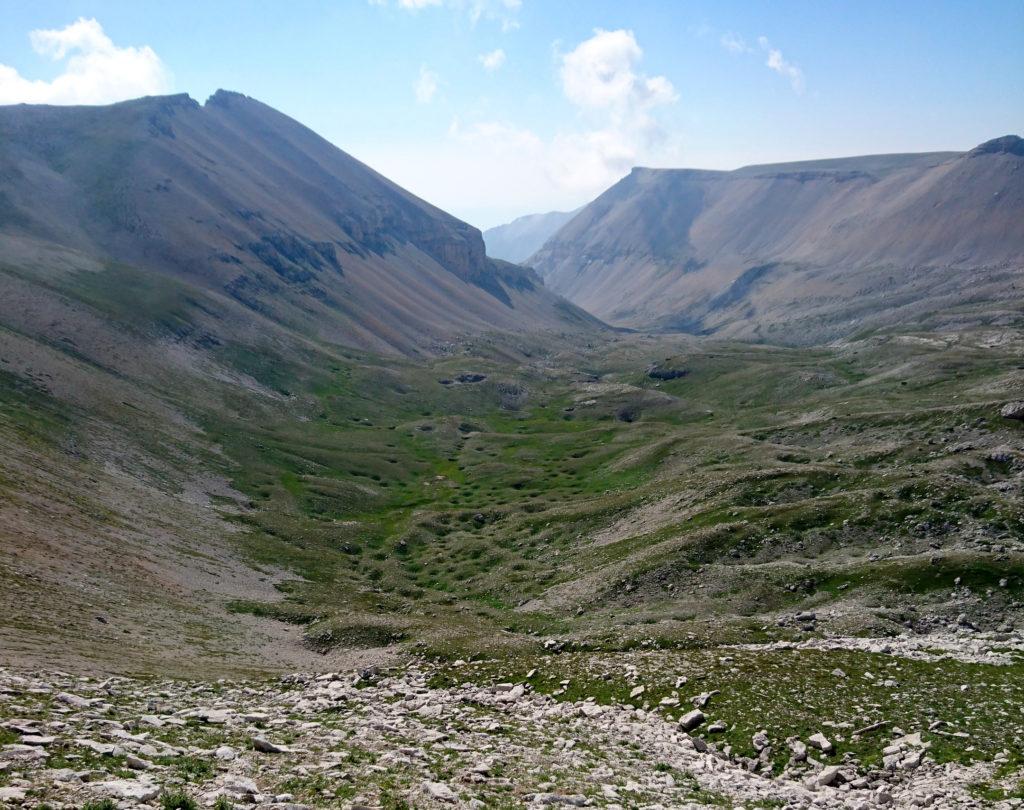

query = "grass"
(160, 791), (199, 810)
(182, 325), (1024, 656)
(2, 247), (1022, 672)
(429, 645), (1024, 775)
(158, 754), (215, 782)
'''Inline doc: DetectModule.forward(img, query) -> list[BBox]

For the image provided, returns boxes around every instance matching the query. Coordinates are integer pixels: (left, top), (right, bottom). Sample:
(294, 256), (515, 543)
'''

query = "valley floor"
(1, 630), (1022, 809)
(2, 290), (1023, 807)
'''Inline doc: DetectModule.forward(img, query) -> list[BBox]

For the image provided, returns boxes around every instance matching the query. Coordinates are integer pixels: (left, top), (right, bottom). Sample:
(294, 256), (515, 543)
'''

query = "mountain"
(530, 137), (1024, 343)
(0, 91), (599, 357)
(0, 90), (602, 674)
(483, 208), (580, 263)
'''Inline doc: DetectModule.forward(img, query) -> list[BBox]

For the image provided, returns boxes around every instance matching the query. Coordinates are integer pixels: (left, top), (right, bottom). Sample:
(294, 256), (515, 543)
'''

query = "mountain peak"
(0, 90), (597, 356)
(204, 89), (256, 109)
(969, 134), (1024, 157)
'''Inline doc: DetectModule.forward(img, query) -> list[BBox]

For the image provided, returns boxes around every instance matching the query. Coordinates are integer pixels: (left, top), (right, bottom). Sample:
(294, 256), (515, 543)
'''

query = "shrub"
(160, 792), (198, 810)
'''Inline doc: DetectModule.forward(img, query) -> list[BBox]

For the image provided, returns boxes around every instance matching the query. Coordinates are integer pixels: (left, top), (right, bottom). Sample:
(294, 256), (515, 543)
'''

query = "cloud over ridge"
(0, 18), (171, 105)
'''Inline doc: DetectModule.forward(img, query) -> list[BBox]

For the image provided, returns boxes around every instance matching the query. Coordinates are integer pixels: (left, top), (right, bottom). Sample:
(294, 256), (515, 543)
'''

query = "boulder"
(253, 737), (289, 754)
(93, 779), (160, 802)
(679, 709), (706, 731)
(808, 732), (834, 755)
(0, 787), (27, 804)
(814, 765), (843, 787)
(423, 781), (457, 802)
(1000, 401), (1024, 421)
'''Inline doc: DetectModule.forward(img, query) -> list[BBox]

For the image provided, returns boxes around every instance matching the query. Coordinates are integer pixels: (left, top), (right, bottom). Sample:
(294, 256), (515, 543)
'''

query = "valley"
(0, 91), (1021, 808)
(2, 278), (1022, 804)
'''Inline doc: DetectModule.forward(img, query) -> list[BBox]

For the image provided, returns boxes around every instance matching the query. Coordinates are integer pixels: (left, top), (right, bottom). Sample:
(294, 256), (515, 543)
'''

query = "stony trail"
(0, 655), (1014, 809)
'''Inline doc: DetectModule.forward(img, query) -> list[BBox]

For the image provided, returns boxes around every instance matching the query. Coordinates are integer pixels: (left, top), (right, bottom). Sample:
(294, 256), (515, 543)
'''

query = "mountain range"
(1, 80), (1023, 809)
(483, 208), (579, 263)
(527, 137), (1024, 343)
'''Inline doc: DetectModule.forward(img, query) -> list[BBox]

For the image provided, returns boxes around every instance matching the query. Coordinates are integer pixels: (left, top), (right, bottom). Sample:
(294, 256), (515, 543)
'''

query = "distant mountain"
(530, 138), (1024, 343)
(484, 209), (579, 264)
(0, 91), (599, 356)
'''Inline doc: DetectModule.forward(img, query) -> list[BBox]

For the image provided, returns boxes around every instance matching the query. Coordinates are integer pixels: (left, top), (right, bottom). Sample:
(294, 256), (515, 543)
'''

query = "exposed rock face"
(647, 364), (689, 380)
(530, 138), (1024, 343)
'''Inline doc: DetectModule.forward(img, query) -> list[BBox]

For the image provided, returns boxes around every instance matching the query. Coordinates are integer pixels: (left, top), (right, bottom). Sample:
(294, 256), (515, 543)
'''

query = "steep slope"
(531, 139), (1024, 342)
(0, 90), (601, 674)
(483, 208), (579, 263)
(0, 91), (599, 356)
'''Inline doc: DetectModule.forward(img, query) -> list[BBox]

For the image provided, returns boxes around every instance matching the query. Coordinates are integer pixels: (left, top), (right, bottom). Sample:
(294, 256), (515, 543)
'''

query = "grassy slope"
(206, 323), (1024, 657)
(1, 249), (1021, 668)
(1, 253), (1022, 795)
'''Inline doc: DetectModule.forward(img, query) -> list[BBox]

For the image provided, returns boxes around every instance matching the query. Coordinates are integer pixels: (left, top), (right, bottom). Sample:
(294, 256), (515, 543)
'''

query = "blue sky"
(2, 0), (1022, 228)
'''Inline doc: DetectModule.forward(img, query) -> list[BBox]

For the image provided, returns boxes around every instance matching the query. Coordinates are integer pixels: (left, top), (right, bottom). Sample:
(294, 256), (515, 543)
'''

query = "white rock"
(200, 709), (232, 724)
(808, 732), (834, 755)
(125, 755), (152, 770)
(815, 765), (842, 787)
(93, 779), (160, 802)
(55, 692), (91, 709)
(253, 737), (289, 753)
(20, 735), (54, 746)
(534, 793), (588, 806)
(223, 776), (260, 795)
(75, 738), (122, 757)
(0, 787), (26, 804)
(423, 781), (457, 802)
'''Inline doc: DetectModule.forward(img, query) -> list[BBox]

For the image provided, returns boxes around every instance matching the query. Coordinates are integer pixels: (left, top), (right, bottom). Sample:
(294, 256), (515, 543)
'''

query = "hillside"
(483, 208), (579, 263)
(0, 91), (599, 357)
(530, 138), (1024, 342)
(0, 91), (601, 675)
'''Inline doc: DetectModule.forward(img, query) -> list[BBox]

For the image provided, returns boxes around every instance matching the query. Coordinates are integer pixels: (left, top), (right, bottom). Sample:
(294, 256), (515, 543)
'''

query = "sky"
(1, 1), (1022, 229)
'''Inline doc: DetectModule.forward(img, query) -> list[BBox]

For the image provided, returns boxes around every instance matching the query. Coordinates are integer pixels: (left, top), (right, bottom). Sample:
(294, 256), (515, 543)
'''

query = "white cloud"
(560, 29), (676, 112)
(353, 28), (681, 227)
(479, 48), (506, 71)
(552, 29), (677, 191)
(422, 28), (679, 216)
(371, 0), (520, 29)
(721, 31), (805, 94)
(0, 17), (172, 105)
(758, 36), (804, 93)
(719, 32), (750, 54)
(414, 65), (439, 103)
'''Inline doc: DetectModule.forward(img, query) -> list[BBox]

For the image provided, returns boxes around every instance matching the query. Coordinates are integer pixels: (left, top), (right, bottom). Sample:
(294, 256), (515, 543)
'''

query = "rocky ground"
(2, 632), (1022, 809)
